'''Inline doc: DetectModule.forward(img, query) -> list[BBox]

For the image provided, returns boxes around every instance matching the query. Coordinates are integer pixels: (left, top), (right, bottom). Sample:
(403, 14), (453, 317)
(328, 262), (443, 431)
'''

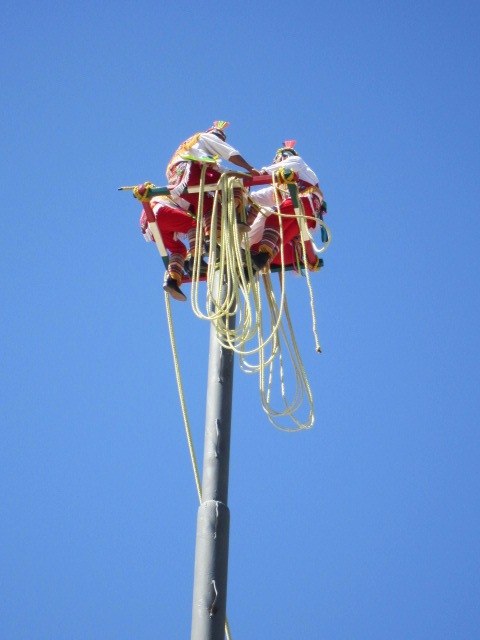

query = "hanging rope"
(179, 168), (330, 431)
(130, 167), (330, 431)
(126, 164), (331, 638)
(141, 162), (332, 432)
(164, 291), (202, 501)
(159, 166), (331, 636)
(164, 288), (234, 640)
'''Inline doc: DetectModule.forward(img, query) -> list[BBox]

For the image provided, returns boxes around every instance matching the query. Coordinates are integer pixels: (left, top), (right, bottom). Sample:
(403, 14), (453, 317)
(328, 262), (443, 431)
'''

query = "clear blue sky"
(2, 1), (480, 638)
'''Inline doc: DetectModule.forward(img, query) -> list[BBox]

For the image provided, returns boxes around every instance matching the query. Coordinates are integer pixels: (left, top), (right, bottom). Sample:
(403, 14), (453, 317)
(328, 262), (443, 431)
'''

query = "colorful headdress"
(275, 140), (298, 159)
(207, 120), (230, 141)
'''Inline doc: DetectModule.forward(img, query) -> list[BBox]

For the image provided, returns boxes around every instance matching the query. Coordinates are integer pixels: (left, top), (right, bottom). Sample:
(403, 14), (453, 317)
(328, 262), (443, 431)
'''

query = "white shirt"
(261, 155), (319, 186)
(170, 132), (240, 166)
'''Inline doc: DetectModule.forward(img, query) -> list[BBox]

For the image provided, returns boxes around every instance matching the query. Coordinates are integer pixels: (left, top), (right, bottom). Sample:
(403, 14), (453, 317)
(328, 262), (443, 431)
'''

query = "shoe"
(184, 256), (208, 277)
(251, 251), (270, 272)
(163, 276), (187, 302)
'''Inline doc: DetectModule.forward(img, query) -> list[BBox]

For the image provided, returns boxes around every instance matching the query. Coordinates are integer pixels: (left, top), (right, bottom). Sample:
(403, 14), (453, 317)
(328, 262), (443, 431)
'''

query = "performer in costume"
(248, 141), (325, 272)
(166, 121), (260, 245)
(140, 195), (206, 302)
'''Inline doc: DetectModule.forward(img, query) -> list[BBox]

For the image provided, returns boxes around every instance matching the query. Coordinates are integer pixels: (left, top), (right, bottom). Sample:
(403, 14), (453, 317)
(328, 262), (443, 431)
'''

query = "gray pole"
(191, 273), (235, 640)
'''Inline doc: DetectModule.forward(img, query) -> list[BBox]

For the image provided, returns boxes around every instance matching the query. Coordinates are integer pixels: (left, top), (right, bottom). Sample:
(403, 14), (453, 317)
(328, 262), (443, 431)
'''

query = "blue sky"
(2, 1), (480, 638)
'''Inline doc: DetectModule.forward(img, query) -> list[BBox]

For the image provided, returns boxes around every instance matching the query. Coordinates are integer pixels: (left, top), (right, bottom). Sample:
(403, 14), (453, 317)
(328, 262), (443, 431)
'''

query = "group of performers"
(139, 121), (327, 301)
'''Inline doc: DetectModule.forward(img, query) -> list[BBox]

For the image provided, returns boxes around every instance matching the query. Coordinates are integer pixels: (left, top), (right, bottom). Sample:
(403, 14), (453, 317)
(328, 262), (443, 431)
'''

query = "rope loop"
(181, 168), (330, 430)
(275, 167), (297, 184)
(133, 181), (155, 202)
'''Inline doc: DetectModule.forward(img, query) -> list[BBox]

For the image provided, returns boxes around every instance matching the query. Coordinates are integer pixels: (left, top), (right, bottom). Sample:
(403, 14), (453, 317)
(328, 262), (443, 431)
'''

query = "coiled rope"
(162, 167), (330, 636)
(181, 168), (330, 430)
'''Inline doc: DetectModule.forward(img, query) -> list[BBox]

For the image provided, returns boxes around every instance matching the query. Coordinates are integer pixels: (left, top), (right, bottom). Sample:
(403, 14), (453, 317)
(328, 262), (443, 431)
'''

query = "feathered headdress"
(275, 140), (298, 157)
(207, 120), (230, 141)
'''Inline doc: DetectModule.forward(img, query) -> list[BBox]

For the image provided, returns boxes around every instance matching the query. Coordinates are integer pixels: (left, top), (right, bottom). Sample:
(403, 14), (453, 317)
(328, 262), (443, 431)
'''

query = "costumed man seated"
(140, 195), (202, 302)
(166, 121), (260, 249)
(247, 141), (326, 273)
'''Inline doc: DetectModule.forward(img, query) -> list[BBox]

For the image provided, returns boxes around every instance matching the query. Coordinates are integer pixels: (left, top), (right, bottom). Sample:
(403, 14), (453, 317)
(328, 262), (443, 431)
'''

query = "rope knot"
(275, 167), (298, 184)
(133, 182), (155, 202)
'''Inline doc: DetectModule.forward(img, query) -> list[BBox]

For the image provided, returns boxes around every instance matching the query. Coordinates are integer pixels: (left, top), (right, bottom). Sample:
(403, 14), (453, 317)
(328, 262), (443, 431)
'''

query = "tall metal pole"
(191, 273), (235, 640)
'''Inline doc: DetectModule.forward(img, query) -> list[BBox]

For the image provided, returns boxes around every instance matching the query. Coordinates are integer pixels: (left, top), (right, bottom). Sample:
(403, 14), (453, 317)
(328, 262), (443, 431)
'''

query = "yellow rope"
(167, 167), (331, 431)
(209, 173), (288, 357)
(164, 289), (234, 640)
(295, 197), (323, 353)
(251, 273), (315, 431)
(154, 172), (328, 432)
(164, 291), (202, 501)
(161, 167), (332, 636)
(309, 219), (332, 254)
(189, 172), (315, 430)
(133, 182), (155, 201)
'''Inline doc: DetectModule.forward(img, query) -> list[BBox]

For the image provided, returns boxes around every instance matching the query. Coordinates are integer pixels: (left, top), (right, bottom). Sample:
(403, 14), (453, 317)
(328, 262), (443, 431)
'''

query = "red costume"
(248, 141), (325, 272)
(166, 121), (257, 240)
(140, 196), (198, 298)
